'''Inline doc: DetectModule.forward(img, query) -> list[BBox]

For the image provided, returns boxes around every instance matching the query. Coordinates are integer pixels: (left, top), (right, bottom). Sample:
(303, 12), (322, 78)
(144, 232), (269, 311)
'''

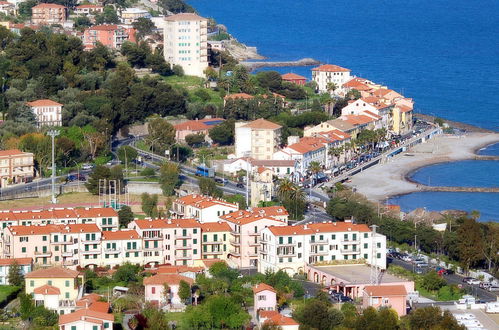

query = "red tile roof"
(252, 206), (289, 218)
(200, 222), (232, 232)
(32, 3), (66, 9)
(397, 104), (413, 113)
(312, 64), (350, 72)
(0, 258), (32, 266)
(242, 118), (282, 130)
(281, 73), (307, 81)
(26, 99), (62, 107)
(287, 136), (327, 154)
(76, 4), (102, 8)
(174, 118), (225, 132)
(132, 218), (200, 230)
(143, 274), (194, 286)
(174, 194), (238, 209)
(65, 223), (100, 233)
(343, 78), (371, 91)
(0, 149), (31, 157)
(26, 266), (80, 279)
(34, 284), (60, 295)
(224, 93), (254, 100)
(253, 283), (276, 294)
(88, 24), (119, 31)
(102, 230), (140, 240)
(342, 114), (377, 126)
(268, 222), (371, 236)
(264, 313), (299, 326)
(155, 265), (204, 274)
(221, 209), (286, 225)
(363, 110), (382, 120)
(364, 285), (407, 296)
(59, 309), (114, 325)
(8, 224), (64, 236)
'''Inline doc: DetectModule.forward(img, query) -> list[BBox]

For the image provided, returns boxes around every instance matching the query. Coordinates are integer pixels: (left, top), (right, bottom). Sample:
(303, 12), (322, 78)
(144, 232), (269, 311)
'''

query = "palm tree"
(308, 161), (322, 184)
(326, 82), (338, 94)
(276, 178), (295, 201)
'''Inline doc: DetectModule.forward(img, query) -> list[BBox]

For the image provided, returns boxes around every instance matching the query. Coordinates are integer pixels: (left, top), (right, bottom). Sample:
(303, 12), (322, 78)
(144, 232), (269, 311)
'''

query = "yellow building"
(235, 118), (282, 160)
(200, 222), (231, 261)
(392, 104), (414, 135)
(304, 119), (358, 139)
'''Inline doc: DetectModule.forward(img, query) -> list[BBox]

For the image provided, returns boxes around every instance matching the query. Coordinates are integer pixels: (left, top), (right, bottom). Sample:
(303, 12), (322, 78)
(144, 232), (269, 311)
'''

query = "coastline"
(346, 132), (499, 203)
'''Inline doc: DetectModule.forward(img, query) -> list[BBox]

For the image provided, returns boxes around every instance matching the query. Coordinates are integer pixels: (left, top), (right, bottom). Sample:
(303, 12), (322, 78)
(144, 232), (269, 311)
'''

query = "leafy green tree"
(140, 167), (156, 178)
(276, 179), (306, 220)
(132, 17), (155, 40)
(95, 6), (120, 24)
(209, 119), (235, 145)
(8, 260), (24, 287)
(408, 306), (464, 330)
(224, 194), (247, 210)
(118, 205), (134, 228)
(354, 306), (399, 330)
(293, 298), (343, 330)
(199, 177), (223, 198)
(457, 218), (483, 271)
(159, 0), (194, 14)
(146, 117), (176, 154)
(113, 262), (140, 282)
(74, 16), (92, 29)
(17, 0), (37, 19)
(184, 295), (250, 329)
(117, 145), (138, 165)
(85, 165), (111, 195)
(141, 193), (158, 218)
(185, 133), (205, 147)
(158, 161), (180, 196)
(178, 280), (191, 304)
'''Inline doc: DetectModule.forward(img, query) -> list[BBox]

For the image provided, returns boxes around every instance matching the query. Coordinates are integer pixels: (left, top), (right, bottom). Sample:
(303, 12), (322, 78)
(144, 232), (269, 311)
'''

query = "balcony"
(341, 239), (360, 244)
(59, 300), (75, 308)
(63, 260), (77, 266)
(125, 247), (140, 252)
(309, 239), (328, 245)
(340, 248), (360, 254)
(144, 246), (162, 252)
(229, 239), (240, 246)
(230, 231), (241, 236)
(81, 238), (100, 244)
(248, 231), (259, 236)
(34, 251), (52, 257)
(202, 240), (222, 245)
(229, 250), (240, 257)
(309, 250), (328, 255)
(104, 247), (121, 253)
(248, 240), (260, 246)
(203, 250), (223, 255)
(144, 236), (163, 241)
(277, 242), (296, 247)
(175, 234), (191, 239)
(62, 251), (73, 257)
(175, 244), (192, 250)
(176, 254), (192, 260)
(247, 252), (259, 257)
(80, 249), (100, 255)
(59, 240), (74, 245)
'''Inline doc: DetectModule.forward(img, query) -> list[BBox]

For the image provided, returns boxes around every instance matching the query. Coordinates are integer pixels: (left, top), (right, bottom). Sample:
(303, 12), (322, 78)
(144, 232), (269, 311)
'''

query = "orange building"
(31, 3), (67, 25)
(82, 24), (136, 50)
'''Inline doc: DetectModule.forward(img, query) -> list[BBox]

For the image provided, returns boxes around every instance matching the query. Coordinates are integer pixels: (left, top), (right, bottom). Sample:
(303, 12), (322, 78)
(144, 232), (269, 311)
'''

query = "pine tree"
(8, 261), (24, 287)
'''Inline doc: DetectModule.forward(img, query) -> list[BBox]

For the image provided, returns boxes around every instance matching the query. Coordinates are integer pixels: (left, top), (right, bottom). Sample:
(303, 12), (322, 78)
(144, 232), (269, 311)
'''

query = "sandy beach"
(347, 132), (499, 202)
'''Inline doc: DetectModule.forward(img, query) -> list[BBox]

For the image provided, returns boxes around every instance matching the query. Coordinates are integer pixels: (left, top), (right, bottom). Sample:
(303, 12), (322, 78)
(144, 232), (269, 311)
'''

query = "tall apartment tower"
(163, 13), (209, 77)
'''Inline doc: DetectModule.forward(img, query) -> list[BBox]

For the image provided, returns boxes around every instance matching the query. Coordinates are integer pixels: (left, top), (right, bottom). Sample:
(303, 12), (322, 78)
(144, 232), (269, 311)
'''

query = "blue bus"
(195, 165), (215, 178)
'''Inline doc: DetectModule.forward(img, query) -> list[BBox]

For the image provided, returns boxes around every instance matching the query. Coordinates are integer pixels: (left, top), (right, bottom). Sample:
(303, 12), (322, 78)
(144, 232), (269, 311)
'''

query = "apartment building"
(31, 3), (67, 25)
(74, 4), (103, 15)
(27, 99), (63, 127)
(0, 149), (34, 188)
(0, 1), (15, 15)
(171, 194), (239, 222)
(83, 24), (136, 49)
(163, 13), (208, 77)
(0, 258), (32, 285)
(274, 136), (328, 176)
(220, 208), (288, 268)
(312, 64), (351, 93)
(25, 266), (83, 314)
(0, 207), (118, 233)
(258, 221), (386, 275)
(235, 118), (282, 160)
(101, 230), (142, 267)
(199, 222), (231, 261)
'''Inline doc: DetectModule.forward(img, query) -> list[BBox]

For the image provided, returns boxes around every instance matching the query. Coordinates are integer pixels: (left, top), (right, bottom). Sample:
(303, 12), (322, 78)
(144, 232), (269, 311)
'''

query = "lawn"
(0, 286), (20, 307)
(0, 192), (101, 209)
(163, 75), (205, 89)
(163, 312), (189, 329)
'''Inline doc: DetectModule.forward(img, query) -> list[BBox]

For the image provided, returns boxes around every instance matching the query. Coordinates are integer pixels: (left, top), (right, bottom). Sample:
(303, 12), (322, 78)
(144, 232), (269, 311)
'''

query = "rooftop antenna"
(370, 224), (380, 285)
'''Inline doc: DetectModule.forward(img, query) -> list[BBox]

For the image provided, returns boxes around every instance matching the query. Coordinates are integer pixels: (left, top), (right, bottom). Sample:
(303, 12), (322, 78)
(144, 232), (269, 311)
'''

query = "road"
(390, 259), (499, 302)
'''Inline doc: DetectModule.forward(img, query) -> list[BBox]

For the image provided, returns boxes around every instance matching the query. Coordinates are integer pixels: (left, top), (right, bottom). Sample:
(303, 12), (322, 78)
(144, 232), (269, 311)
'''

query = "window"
(65, 280), (70, 287)
(377, 242), (381, 248)
(193, 249), (197, 254)
(343, 234), (348, 240)
(278, 237), (283, 244)
(287, 237), (292, 244)
(65, 292), (69, 299)
(48, 280), (52, 285)
(71, 326), (77, 330)
(193, 239), (197, 244)
(22, 247), (26, 253)
(55, 256), (59, 262)
(364, 254), (368, 259)
(258, 295), (266, 301)
(93, 326), (98, 330)
(30, 280), (34, 287)
(364, 233), (368, 238)
(352, 234), (357, 240)
(298, 253), (302, 258)
(55, 246), (59, 251)
(152, 287), (156, 294)
(364, 243), (368, 249)
(193, 229), (197, 234)
(331, 255), (336, 260)
(42, 236), (47, 241)
(344, 255), (348, 260)
(377, 253), (381, 259)
(214, 234), (218, 242)
(279, 258), (283, 263)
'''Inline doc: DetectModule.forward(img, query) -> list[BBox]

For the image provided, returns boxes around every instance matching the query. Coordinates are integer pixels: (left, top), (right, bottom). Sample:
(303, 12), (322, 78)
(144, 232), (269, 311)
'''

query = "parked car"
(462, 277), (473, 283)
(82, 163), (94, 170)
(236, 183), (245, 189)
(401, 255), (412, 262)
(214, 178), (228, 185)
(465, 278), (481, 285)
(479, 282), (492, 289)
(487, 286), (499, 292)
(67, 174), (86, 182)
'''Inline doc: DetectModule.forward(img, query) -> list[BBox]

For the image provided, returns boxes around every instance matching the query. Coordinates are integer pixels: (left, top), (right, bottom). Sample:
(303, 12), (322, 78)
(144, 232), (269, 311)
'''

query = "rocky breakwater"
(241, 58), (321, 71)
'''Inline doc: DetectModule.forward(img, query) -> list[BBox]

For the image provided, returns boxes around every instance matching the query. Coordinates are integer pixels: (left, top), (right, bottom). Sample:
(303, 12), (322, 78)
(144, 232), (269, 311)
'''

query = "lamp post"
(47, 130), (60, 204)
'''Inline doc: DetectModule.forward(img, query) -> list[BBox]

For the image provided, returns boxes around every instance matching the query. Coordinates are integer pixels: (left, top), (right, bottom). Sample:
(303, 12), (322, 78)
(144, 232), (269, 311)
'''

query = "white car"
(466, 279), (481, 285)
(82, 164), (93, 170)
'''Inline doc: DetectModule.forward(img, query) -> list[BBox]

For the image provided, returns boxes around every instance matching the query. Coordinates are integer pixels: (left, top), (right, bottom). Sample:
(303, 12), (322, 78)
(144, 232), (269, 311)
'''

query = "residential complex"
(281, 73), (307, 85)
(173, 117), (225, 142)
(0, 149), (34, 188)
(31, 3), (67, 25)
(82, 24), (136, 50)
(170, 194), (239, 222)
(163, 13), (208, 77)
(235, 118), (282, 160)
(258, 221), (386, 275)
(73, 4), (103, 15)
(312, 64), (352, 93)
(27, 99), (63, 127)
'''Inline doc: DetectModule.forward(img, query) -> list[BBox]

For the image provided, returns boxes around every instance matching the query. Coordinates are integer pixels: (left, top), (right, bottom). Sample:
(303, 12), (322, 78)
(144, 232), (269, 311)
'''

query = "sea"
(189, 0), (499, 221)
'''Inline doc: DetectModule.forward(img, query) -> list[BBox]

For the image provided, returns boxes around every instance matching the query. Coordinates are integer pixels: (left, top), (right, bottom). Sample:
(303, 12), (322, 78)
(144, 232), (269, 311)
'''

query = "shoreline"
(346, 133), (499, 204)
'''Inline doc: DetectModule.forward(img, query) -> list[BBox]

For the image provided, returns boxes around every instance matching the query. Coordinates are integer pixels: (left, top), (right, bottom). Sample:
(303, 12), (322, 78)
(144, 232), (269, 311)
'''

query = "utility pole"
(370, 224), (380, 285)
(47, 130), (60, 204)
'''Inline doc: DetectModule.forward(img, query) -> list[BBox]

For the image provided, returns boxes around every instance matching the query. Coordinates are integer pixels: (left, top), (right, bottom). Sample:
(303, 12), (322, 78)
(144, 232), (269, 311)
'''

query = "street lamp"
(47, 130), (60, 204)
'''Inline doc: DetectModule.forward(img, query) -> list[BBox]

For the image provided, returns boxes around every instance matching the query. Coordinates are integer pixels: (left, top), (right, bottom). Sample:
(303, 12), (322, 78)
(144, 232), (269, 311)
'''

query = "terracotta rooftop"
(155, 265), (204, 274)
(248, 159), (296, 167)
(26, 99), (62, 107)
(242, 118), (282, 130)
(364, 285), (407, 296)
(76, 4), (103, 8)
(287, 136), (328, 154)
(174, 194), (238, 210)
(26, 266), (80, 279)
(281, 73), (307, 80)
(34, 284), (60, 295)
(143, 274), (194, 286)
(65, 223), (100, 233)
(32, 3), (66, 9)
(252, 206), (289, 218)
(397, 104), (413, 113)
(8, 224), (64, 236)
(132, 218), (200, 230)
(268, 222), (371, 236)
(174, 118), (224, 132)
(88, 24), (119, 31)
(326, 119), (356, 132)
(312, 64), (351, 72)
(0, 207), (117, 222)
(0, 258), (32, 266)
(342, 114), (377, 126)
(165, 13), (206, 21)
(264, 312), (299, 326)
(200, 221), (232, 232)
(221, 209), (286, 225)
(0, 149), (31, 157)
(343, 78), (371, 91)
(102, 230), (140, 240)
(253, 283), (276, 294)
(59, 309), (114, 325)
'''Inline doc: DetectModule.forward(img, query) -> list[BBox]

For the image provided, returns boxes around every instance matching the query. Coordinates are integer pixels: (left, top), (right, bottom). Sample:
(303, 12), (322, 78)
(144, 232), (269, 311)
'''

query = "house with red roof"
(312, 64), (352, 93)
(173, 117), (225, 142)
(0, 1), (14, 15)
(274, 136), (329, 175)
(253, 283), (277, 316)
(27, 99), (63, 127)
(259, 310), (300, 330)
(31, 3), (67, 25)
(363, 285), (408, 316)
(59, 303), (114, 330)
(143, 273), (194, 310)
(74, 4), (103, 16)
(171, 194), (239, 222)
(281, 73), (307, 85)
(82, 24), (136, 50)
(0, 149), (34, 188)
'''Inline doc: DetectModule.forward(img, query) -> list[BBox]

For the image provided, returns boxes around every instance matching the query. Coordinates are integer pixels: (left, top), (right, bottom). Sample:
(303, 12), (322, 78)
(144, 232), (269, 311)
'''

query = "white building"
(163, 13), (208, 77)
(274, 136), (328, 177)
(120, 7), (151, 24)
(235, 118), (282, 160)
(258, 221), (386, 275)
(26, 99), (63, 127)
(170, 194), (239, 222)
(312, 64), (352, 93)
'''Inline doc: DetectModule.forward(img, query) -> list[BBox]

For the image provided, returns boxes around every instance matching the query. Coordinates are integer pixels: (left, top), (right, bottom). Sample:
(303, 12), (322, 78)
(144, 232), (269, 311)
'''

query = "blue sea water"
(188, 0), (499, 220)
(189, 0), (499, 131)
(478, 142), (499, 156)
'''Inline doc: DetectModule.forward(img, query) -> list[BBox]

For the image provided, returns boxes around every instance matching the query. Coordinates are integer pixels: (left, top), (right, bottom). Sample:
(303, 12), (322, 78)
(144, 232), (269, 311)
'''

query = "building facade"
(31, 3), (67, 24)
(83, 24), (136, 49)
(27, 99), (63, 127)
(235, 118), (282, 160)
(170, 195), (239, 223)
(312, 64), (351, 93)
(0, 149), (34, 188)
(163, 13), (208, 77)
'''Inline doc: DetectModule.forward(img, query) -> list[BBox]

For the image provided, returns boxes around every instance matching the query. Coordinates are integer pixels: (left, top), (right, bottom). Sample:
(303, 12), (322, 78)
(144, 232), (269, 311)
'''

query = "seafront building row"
(0, 195), (386, 273)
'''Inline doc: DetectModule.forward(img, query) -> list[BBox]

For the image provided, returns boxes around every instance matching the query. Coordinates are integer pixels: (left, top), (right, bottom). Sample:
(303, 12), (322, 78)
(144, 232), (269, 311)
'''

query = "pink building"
(220, 208), (288, 268)
(31, 3), (67, 25)
(174, 118), (225, 142)
(83, 25), (136, 50)
(253, 283), (277, 314)
(363, 285), (408, 316)
(259, 310), (300, 330)
(143, 274), (194, 309)
(281, 73), (307, 86)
